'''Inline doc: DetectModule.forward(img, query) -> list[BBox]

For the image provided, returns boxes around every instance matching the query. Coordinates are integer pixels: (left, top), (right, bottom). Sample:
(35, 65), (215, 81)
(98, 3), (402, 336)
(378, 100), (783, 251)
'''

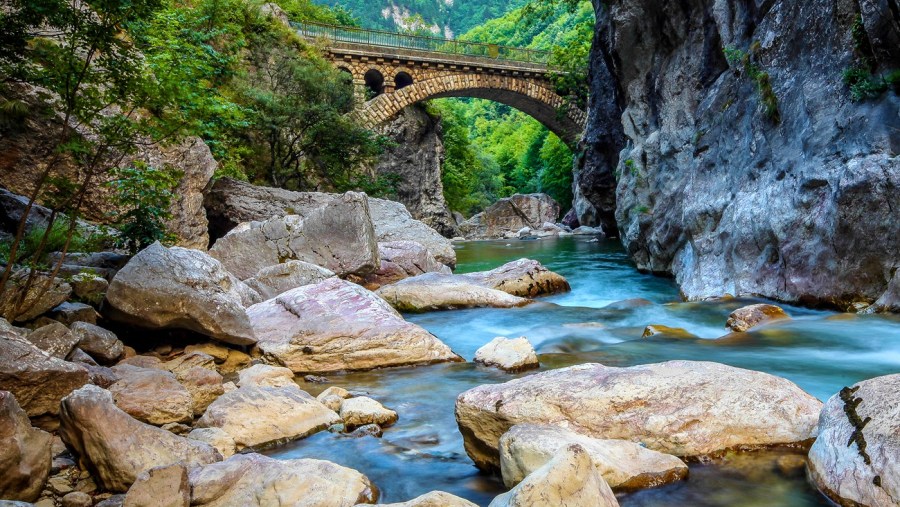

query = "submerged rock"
(474, 337), (539, 372)
(105, 243), (257, 346)
(194, 385), (339, 451)
(0, 391), (51, 502)
(209, 192), (379, 281)
(488, 444), (619, 507)
(725, 304), (790, 332)
(808, 374), (900, 507)
(641, 325), (697, 339)
(248, 278), (462, 374)
(456, 361), (822, 471)
(189, 453), (377, 507)
(59, 385), (221, 492)
(499, 424), (688, 491)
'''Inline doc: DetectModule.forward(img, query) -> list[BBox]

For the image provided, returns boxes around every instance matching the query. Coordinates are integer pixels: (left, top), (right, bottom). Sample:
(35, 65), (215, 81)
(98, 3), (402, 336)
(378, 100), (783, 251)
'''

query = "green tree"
(105, 164), (180, 254)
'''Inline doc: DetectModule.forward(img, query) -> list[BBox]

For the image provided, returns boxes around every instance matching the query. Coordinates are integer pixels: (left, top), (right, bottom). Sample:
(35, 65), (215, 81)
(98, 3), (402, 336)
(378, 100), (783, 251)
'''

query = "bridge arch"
(357, 74), (586, 148)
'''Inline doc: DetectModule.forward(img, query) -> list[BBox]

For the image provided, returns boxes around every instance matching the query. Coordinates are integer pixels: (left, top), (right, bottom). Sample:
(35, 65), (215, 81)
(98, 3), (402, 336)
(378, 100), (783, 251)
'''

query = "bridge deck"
(294, 21), (552, 74)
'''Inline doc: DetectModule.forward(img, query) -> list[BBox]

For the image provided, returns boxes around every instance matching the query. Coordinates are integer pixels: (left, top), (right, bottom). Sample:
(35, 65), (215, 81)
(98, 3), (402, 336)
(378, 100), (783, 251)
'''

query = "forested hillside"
(309, 0), (526, 37)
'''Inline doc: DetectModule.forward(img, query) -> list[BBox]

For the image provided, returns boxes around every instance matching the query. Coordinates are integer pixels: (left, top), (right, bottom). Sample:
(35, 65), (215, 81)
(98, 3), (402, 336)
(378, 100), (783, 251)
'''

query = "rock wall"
(373, 104), (458, 238)
(577, 0), (900, 308)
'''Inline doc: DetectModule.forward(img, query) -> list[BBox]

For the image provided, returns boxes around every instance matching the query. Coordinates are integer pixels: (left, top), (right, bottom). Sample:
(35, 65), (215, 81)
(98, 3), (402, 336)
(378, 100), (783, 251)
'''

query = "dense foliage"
(432, 1), (593, 215)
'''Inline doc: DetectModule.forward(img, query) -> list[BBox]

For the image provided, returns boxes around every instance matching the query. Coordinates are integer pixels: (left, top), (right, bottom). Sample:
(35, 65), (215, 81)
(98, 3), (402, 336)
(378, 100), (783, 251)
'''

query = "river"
(267, 236), (900, 506)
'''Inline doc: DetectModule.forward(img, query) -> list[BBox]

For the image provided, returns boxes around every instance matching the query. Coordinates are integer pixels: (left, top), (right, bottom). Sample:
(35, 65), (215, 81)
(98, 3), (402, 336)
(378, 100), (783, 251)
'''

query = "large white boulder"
(105, 243), (257, 346)
(456, 361), (822, 471)
(808, 374), (900, 507)
(248, 278), (462, 373)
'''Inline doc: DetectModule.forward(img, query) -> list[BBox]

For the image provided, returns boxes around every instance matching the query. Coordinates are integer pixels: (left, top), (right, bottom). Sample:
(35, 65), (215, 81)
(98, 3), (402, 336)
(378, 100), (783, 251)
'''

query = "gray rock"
(244, 261), (335, 300)
(71, 322), (124, 364)
(808, 374), (900, 506)
(0, 187), (52, 234)
(0, 269), (72, 323)
(59, 385), (221, 492)
(49, 302), (97, 326)
(204, 178), (457, 267)
(372, 104), (459, 238)
(105, 242), (257, 346)
(460, 194), (561, 240)
(0, 328), (88, 421)
(69, 272), (109, 306)
(25, 322), (80, 359)
(868, 271), (900, 313)
(577, 0), (900, 308)
(209, 192), (379, 281)
(363, 241), (451, 289)
(0, 391), (51, 502)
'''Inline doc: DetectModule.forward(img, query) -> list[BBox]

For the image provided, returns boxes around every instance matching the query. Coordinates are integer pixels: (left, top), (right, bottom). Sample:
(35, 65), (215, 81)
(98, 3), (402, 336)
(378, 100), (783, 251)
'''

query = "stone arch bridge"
(296, 22), (587, 148)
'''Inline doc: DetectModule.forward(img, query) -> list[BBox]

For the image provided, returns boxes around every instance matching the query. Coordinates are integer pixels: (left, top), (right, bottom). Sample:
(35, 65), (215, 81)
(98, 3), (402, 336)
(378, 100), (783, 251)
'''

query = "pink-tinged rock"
(363, 241), (450, 289)
(456, 361), (822, 471)
(808, 374), (900, 507)
(248, 278), (462, 374)
(461, 259), (570, 298)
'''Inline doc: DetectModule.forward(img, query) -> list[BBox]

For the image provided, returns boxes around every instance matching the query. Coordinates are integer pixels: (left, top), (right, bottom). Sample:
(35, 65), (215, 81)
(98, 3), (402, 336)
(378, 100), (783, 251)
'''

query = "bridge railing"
(293, 21), (551, 66)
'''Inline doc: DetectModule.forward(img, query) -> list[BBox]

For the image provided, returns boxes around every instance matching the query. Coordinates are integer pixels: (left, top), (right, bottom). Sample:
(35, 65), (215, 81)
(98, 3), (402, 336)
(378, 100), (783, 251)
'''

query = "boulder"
(0, 329), (88, 421)
(237, 364), (295, 388)
(195, 385), (340, 450)
(363, 241), (451, 289)
(725, 304), (791, 332)
(248, 278), (462, 373)
(642, 325), (697, 339)
(183, 343), (230, 363)
(25, 322), (79, 359)
(105, 243), (257, 346)
(868, 271), (900, 313)
(0, 269), (72, 323)
(123, 463), (189, 507)
(0, 391), (51, 501)
(71, 322), (124, 364)
(117, 355), (162, 369)
(499, 424), (688, 491)
(208, 192), (379, 280)
(367, 491), (477, 507)
(376, 275), (530, 313)
(49, 302), (97, 325)
(108, 365), (194, 426)
(161, 352), (216, 377)
(474, 337), (539, 372)
(488, 444), (619, 507)
(59, 385), (221, 492)
(461, 259), (570, 298)
(456, 361), (822, 471)
(61, 492), (92, 507)
(175, 366), (224, 416)
(245, 261), (336, 300)
(317, 387), (351, 412)
(808, 374), (900, 506)
(69, 272), (108, 306)
(460, 194), (561, 240)
(204, 178), (457, 267)
(190, 453), (376, 506)
(339, 397), (398, 429)
(187, 428), (237, 459)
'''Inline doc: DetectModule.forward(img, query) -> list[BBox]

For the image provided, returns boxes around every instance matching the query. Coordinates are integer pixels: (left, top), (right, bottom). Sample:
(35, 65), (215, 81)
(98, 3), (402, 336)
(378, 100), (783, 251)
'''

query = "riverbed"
(267, 236), (900, 506)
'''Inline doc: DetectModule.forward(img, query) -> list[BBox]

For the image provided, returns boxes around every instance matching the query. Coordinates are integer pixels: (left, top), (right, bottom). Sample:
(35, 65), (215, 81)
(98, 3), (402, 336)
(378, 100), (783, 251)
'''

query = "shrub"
(105, 163), (180, 254)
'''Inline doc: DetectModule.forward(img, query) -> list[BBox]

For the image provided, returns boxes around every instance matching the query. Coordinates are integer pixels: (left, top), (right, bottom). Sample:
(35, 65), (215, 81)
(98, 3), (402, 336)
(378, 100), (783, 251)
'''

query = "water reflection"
(266, 237), (900, 506)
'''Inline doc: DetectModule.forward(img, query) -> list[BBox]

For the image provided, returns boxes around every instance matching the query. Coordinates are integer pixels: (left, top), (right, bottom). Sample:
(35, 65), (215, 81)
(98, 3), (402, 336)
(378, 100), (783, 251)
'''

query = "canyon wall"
(577, 0), (900, 308)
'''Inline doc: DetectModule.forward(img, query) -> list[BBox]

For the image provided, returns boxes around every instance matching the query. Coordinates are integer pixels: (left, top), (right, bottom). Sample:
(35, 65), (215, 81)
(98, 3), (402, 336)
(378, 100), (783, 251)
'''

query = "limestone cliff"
(373, 104), (458, 238)
(576, 0), (900, 308)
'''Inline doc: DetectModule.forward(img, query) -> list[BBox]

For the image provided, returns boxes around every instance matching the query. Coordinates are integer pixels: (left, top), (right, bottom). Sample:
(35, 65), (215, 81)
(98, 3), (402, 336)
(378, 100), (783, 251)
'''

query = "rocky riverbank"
(575, 0), (899, 310)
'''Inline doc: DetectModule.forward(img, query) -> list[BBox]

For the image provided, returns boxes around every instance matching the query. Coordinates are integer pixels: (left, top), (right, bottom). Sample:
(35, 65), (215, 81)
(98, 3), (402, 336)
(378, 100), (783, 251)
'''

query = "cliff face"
(578, 0), (900, 308)
(373, 104), (458, 238)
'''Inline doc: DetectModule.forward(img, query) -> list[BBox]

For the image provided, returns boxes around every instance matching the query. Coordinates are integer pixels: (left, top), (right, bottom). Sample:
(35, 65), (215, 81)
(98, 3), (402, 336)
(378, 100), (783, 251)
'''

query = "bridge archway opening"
(364, 69), (385, 98)
(395, 72), (414, 90)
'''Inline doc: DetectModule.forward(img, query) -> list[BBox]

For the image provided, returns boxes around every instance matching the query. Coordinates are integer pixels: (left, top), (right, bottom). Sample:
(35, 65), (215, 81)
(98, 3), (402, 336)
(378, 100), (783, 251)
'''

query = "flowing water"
(267, 237), (900, 506)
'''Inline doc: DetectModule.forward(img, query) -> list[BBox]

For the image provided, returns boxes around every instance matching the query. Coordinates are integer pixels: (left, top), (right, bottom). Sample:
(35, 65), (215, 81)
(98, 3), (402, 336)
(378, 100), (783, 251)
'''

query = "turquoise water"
(268, 237), (900, 505)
